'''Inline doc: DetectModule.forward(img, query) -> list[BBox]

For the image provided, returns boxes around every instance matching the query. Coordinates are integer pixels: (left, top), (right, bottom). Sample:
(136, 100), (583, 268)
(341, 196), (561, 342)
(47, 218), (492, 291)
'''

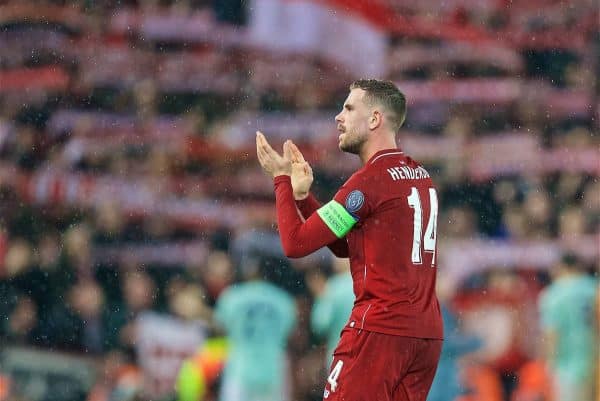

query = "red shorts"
(322, 328), (442, 401)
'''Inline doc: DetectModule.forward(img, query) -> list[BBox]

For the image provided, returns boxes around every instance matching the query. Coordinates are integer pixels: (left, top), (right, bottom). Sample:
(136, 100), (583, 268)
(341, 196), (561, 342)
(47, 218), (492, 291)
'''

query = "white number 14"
(407, 187), (438, 266)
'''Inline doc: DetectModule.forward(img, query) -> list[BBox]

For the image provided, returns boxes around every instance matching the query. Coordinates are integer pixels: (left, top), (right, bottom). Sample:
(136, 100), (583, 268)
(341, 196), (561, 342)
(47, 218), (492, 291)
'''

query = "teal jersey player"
(215, 280), (296, 401)
(311, 272), (354, 361)
(539, 272), (597, 401)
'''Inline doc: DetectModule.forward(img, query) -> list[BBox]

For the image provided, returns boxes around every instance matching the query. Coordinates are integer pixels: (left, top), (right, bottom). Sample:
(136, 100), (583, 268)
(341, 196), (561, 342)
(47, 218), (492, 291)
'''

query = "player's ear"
(369, 110), (382, 130)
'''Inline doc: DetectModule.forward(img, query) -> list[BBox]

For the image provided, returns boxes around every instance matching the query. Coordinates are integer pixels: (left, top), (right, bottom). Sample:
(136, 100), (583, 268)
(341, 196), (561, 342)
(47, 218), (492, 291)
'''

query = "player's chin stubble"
(340, 134), (364, 155)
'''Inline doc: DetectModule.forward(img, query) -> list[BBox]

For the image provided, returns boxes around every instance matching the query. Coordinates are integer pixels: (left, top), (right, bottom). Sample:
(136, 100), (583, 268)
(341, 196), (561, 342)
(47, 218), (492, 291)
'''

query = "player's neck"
(359, 133), (397, 164)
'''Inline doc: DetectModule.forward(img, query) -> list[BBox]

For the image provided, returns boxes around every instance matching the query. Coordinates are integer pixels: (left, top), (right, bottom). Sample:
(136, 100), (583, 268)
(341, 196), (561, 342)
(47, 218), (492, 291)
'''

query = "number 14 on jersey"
(407, 187), (438, 266)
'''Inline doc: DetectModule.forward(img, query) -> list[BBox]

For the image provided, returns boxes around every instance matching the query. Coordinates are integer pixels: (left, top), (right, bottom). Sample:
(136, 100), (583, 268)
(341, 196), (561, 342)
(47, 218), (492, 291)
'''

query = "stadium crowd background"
(0, 0), (598, 400)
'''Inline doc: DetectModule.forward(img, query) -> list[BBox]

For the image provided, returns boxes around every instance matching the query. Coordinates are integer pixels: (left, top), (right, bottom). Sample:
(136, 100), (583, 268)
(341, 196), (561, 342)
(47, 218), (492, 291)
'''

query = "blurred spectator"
(87, 351), (142, 401)
(429, 276), (482, 401)
(557, 206), (587, 240)
(62, 224), (93, 277)
(214, 258), (296, 401)
(458, 361), (504, 401)
(2, 238), (33, 279)
(538, 254), (598, 401)
(93, 202), (125, 244)
(167, 282), (212, 321)
(118, 270), (158, 349)
(522, 189), (552, 239)
(201, 251), (234, 305)
(501, 205), (529, 240)
(581, 180), (600, 225)
(3, 294), (41, 346)
(50, 279), (111, 353)
(176, 336), (228, 401)
(308, 257), (353, 366)
(440, 206), (479, 239)
(510, 359), (554, 401)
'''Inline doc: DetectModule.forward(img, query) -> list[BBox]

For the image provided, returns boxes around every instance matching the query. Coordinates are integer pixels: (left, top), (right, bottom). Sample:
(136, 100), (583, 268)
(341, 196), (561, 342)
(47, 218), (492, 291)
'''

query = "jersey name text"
(387, 166), (430, 181)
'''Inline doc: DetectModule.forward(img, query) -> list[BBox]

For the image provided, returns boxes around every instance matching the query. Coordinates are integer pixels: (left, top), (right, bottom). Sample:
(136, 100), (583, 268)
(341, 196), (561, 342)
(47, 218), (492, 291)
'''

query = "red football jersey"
(330, 149), (443, 339)
(273, 148), (443, 339)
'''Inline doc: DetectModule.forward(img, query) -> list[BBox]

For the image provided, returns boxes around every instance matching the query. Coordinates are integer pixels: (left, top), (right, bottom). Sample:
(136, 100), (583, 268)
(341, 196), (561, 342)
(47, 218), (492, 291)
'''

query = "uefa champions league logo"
(345, 190), (364, 213)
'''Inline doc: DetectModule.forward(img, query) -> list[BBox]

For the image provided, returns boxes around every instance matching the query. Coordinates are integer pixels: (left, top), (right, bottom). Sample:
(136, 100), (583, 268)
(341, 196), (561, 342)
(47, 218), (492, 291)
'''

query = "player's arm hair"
(274, 176), (341, 258)
(296, 194), (349, 258)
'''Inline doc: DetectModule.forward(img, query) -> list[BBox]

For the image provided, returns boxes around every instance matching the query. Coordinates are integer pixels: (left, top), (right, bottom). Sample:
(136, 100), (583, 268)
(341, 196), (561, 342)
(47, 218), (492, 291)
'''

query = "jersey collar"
(367, 148), (404, 165)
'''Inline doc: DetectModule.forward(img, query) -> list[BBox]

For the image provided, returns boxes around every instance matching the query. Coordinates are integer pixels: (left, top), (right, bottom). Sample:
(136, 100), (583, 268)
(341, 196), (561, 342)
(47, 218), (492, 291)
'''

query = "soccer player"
(256, 79), (443, 401)
(538, 254), (598, 401)
(214, 258), (296, 401)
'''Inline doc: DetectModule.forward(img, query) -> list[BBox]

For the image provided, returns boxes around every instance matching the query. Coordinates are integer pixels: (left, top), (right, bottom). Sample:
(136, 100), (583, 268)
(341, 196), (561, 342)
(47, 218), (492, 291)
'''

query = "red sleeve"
(295, 193), (321, 218)
(274, 175), (340, 258)
(332, 172), (372, 221)
(296, 194), (349, 258)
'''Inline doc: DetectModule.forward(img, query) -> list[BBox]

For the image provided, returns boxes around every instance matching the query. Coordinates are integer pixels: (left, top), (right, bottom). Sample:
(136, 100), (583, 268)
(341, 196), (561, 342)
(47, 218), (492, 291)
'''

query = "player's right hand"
(256, 131), (292, 178)
(285, 140), (313, 200)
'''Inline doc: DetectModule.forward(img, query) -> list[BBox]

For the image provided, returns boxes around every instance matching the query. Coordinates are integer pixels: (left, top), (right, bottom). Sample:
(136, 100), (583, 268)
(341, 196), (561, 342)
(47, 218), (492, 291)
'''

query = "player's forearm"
(296, 194), (350, 258)
(296, 193), (321, 217)
(274, 175), (339, 258)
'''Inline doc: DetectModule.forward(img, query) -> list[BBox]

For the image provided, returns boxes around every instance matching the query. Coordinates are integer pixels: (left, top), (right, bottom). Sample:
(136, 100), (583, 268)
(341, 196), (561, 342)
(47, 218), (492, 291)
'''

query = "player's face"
(335, 89), (371, 154)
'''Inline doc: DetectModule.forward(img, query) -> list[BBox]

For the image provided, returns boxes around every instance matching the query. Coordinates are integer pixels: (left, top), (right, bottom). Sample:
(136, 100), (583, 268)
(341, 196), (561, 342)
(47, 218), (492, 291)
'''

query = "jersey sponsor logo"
(345, 190), (364, 213)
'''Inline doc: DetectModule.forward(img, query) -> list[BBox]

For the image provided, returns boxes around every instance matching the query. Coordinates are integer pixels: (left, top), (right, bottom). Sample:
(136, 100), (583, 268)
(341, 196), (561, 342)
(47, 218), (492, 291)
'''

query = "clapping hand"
(256, 131), (292, 178)
(256, 131), (314, 200)
(287, 140), (313, 200)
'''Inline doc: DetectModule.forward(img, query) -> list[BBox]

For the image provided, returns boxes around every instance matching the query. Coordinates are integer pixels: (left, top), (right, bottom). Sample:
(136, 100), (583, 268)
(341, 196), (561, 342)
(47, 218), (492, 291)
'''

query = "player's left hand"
(256, 131), (292, 178)
(286, 140), (313, 200)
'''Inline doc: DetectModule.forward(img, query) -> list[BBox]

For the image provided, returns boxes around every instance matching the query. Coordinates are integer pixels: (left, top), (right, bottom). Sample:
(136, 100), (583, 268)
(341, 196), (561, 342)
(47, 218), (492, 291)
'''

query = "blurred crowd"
(0, 1), (598, 401)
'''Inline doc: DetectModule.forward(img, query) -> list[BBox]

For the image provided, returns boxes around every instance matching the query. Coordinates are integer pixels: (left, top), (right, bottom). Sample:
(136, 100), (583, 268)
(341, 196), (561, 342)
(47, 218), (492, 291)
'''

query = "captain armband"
(316, 200), (357, 238)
